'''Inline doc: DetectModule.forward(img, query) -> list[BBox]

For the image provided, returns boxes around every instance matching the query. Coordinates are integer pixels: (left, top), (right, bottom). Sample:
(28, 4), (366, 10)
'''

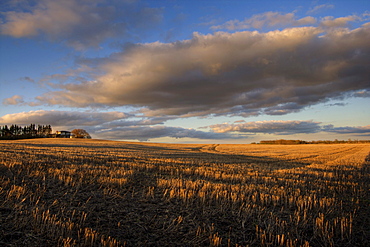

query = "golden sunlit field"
(1, 139), (369, 247)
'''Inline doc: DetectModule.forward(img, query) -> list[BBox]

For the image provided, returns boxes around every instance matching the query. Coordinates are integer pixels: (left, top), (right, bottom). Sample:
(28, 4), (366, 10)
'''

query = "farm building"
(55, 131), (73, 138)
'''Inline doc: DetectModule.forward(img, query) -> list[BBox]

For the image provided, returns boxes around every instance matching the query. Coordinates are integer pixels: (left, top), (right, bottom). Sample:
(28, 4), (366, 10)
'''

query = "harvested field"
(1, 139), (369, 246)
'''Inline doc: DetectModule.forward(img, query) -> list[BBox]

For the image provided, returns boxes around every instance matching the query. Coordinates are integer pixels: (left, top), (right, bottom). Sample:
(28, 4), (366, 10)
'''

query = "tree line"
(0, 124), (52, 140)
(256, 139), (370, 145)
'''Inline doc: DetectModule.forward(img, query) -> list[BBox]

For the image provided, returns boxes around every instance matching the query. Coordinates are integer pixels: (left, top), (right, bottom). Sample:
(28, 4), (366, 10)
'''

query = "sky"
(0, 0), (369, 144)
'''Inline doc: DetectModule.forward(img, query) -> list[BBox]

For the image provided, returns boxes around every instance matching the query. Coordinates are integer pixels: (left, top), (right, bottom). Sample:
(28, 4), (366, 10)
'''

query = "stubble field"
(0, 139), (369, 246)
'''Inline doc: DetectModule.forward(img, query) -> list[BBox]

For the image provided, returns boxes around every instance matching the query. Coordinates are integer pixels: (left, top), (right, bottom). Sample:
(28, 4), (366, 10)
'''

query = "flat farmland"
(1, 139), (369, 246)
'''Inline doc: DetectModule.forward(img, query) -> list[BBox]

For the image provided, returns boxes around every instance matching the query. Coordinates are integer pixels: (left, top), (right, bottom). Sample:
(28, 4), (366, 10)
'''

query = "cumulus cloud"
(209, 120), (323, 135)
(93, 125), (240, 141)
(0, 110), (127, 127)
(0, 0), (163, 49)
(211, 12), (316, 30)
(3, 95), (24, 105)
(33, 21), (370, 118)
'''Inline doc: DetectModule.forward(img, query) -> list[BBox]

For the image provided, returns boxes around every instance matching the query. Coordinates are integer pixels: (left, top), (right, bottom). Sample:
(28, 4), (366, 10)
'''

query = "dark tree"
(71, 129), (91, 139)
(0, 124), (53, 139)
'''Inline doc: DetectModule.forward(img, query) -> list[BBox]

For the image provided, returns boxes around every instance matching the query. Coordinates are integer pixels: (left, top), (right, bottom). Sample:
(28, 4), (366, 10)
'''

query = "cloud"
(20, 76), (35, 83)
(0, 109), (241, 141)
(307, 4), (335, 15)
(93, 125), (240, 141)
(320, 15), (360, 28)
(353, 89), (370, 98)
(208, 120), (370, 136)
(0, 110), (127, 127)
(263, 103), (304, 115)
(211, 12), (316, 30)
(1, 110), (368, 140)
(97, 116), (175, 129)
(0, 0), (163, 49)
(209, 120), (323, 135)
(324, 125), (370, 135)
(325, 102), (347, 107)
(33, 21), (370, 118)
(3, 95), (24, 105)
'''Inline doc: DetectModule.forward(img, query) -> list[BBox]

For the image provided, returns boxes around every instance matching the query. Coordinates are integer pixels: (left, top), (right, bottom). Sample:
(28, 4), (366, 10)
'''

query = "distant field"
(1, 139), (369, 246)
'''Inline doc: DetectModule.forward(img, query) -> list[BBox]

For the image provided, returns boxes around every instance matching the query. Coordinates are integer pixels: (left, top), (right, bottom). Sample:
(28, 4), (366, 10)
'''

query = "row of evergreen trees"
(0, 124), (52, 139)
